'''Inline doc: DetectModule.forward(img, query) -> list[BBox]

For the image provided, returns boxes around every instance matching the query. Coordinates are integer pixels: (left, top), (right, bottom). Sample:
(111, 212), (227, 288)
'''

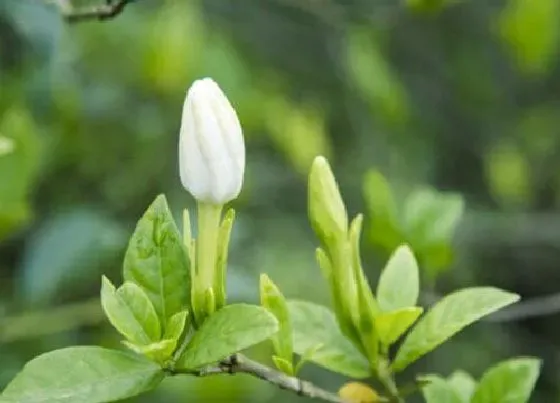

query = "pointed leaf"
(375, 307), (423, 346)
(288, 300), (370, 378)
(260, 274), (293, 367)
(177, 304), (278, 369)
(393, 287), (519, 372)
(123, 194), (190, 330)
(471, 358), (541, 403)
(101, 276), (161, 345)
(0, 347), (163, 403)
(377, 245), (419, 312)
(164, 310), (188, 341)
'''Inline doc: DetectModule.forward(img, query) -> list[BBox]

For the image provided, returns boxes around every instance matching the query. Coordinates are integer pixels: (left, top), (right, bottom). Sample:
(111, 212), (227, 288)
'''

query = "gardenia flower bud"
(179, 78), (245, 204)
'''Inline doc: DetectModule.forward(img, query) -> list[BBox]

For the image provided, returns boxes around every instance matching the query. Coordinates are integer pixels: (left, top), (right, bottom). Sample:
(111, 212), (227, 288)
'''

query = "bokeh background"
(1, 0), (560, 401)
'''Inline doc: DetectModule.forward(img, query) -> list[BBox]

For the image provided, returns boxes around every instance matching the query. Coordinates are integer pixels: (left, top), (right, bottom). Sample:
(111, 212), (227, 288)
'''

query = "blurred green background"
(1, 0), (560, 401)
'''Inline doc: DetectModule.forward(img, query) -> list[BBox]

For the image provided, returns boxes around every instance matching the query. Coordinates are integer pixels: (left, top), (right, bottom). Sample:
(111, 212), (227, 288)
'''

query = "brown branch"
(170, 354), (380, 403)
(52, 0), (134, 22)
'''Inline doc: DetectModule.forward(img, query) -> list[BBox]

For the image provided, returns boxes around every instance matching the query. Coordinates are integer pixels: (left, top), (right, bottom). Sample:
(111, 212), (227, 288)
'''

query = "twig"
(51, 0), (134, 22)
(171, 354), (370, 403)
(0, 298), (103, 343)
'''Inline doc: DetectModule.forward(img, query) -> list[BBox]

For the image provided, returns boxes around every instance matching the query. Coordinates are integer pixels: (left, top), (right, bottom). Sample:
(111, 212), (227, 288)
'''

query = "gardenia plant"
(0, 78), (541, 403)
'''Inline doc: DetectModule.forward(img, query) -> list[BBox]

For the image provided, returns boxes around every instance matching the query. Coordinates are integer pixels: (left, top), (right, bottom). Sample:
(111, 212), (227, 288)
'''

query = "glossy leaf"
(471, 358), (541, 403)
(177, 304), (278, 369)
(0, 347), (164, 403)
(393, 287), (519, 372)
(123, 194), (190, 330)
(288, 300), (370, 378)
(377, 245), (419, 312)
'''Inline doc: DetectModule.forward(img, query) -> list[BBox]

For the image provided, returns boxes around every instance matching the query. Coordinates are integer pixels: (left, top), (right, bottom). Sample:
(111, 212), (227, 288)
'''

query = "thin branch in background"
(0, 298), (103, 343)
(50, 0), (134, 22)
(172, 354), (386, 403)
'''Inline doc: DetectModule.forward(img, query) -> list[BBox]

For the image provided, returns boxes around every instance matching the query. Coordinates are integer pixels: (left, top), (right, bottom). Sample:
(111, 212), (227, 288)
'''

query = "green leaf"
(421, 375), (463, 403)
(375, 307), (423, 346)
(288, 300), (370, 378)
(123, 310), (188, 364)
(362, 170), (402, 252)
(272, 356), (294, 376)
(0, 347), (164, 403)
(392, 287), (519, 372)
(471, 358), (541, 403)
(294, 343), (324, 374)
(123, 194), (190, 330)
(164, 310), (189, 341)
(177, 304), (278, 369)
(377, 244), (420, 312)
(101, 276), (161, 345)
(447, 370), (476, 403)
(260, 274), (293, 372)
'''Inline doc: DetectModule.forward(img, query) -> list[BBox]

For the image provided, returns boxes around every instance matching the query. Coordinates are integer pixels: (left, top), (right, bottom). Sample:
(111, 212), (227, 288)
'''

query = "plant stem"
(193, 202), (222, 323)
(170, 354), (389, 403)
(376, 359), (403, 403)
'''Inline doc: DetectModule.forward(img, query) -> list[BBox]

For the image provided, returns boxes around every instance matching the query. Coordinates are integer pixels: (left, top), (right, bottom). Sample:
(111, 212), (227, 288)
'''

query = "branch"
(52, 0), (134, 22)
(170, 354), (374, 403)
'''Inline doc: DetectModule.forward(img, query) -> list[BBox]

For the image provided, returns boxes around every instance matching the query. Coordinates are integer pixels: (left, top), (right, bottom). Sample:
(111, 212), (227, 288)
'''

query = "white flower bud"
(179, 78), (245, 204)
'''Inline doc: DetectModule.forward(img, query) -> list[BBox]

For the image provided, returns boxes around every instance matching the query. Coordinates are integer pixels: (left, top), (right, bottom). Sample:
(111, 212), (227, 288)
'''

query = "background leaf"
(123, 195), (190, 330)
(20, 209), (126, 305)
(447, 370), (477, 403)
(0, 347), (164, 403)
(393, 287), (519, 372)
(377, 244), (420, 312)
(421, 375), (463, 403)
(177, 304), (278, 369)
(288, 300), (370, 378)
(471, 358), (541, 403)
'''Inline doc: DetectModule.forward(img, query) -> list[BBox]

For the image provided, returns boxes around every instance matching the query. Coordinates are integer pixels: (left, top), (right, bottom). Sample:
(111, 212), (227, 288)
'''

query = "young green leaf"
(215, 209), (235, 309)
(260, 274), (293, 373)
(123, 339), (177, 364)
(272, 356), (294, 376)
(294, 343), (324, 374)
(123, 311), (188, 364)
(375, 307), (423, 346)
(288, 300), (371, 378)
(176, 304), (278, 369)
(421, 375), (463, 403)
(100, 276), (161, 345)
(392, 287), (519, 372)
(471, 358), (541, 403)
(164, 310), (189, 342)
(0, 347), (163, 403)
(123, 194), (190, 330)
(377, 244), (419, 312)
(447, 370), (476, 403)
